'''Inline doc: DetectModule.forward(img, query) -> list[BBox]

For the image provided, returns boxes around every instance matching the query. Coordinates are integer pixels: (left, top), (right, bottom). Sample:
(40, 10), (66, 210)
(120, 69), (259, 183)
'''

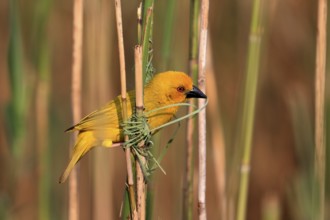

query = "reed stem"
(135, 45), (146, 220)
(207, 39), (227, 220)
(198, 0), (209, 219)
(69, 0), (84, 218)
(142, 7), (153, 82)
(114, 0), (137, 217)
(159, 0), (176, 71)
(183, 0), (199, 219)
(8, 0), (27, 160)
(314, 0), (327, 219)
(236, 0), (263, 219)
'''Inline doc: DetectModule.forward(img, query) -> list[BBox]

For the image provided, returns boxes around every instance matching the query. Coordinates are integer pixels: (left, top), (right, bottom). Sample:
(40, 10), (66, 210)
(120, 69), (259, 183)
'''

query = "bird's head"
(148, 71), (207, 104)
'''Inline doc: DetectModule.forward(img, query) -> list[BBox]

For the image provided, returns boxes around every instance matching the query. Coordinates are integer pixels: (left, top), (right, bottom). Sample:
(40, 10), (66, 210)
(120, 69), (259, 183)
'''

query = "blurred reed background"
(0, 0), (329, 219)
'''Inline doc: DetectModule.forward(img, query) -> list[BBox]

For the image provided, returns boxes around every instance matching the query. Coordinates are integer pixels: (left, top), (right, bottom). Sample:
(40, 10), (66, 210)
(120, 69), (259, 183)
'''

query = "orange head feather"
(145, 71), (206, 104)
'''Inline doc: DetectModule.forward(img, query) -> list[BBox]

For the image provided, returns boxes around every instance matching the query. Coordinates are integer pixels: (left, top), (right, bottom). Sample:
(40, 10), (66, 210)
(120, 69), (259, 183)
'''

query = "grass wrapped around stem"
(121, 100), (208, 179)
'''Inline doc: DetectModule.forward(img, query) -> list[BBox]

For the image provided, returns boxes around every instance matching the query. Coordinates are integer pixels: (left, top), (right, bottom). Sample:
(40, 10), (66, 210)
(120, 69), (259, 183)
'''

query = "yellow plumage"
(59, 71), (206, 183)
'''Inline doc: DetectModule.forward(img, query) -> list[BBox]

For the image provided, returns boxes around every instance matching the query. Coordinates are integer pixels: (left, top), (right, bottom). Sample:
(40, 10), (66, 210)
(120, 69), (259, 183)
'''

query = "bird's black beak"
(186, 85), (207, 99)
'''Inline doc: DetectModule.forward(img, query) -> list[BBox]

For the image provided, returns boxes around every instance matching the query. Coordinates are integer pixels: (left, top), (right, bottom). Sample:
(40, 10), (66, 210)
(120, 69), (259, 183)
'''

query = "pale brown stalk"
(314, 0), (327, 219)
(198, 0), (209, 219)
(114, 0), (137, 216)
(89, 1), (113, 218)
(134, 45), (146, 220)
(206, 38), (227, 220)
(36, 79), (50, 220)
(137, 3), (142, 44)
(69, 0), (83, 219)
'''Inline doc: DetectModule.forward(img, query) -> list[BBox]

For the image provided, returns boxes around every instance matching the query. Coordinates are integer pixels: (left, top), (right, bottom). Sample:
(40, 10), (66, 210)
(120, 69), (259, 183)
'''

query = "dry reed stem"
(115, 0), (127, 100)
(36, 80), (50, 220)
(315, 0), (327, 219)
(71, 0), (83, 153)
(114, 0), (137, 215)
(135, 46), (143, 109)
(137, 3), (142, 44)
(69, 0), (83, 219)
(206, 39), (227, 220)
(86, 1), (114, 218)
(198, 0), (209, 219)
(134, 45), (146, 220)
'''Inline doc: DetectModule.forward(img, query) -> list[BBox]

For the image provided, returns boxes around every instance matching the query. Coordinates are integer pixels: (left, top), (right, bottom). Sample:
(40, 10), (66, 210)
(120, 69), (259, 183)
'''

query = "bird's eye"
(177, 86), (185, 93)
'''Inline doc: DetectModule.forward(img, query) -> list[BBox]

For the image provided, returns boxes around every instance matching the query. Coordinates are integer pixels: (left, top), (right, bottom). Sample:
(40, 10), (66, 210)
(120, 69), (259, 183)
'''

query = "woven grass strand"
(121, 100), (208, 178)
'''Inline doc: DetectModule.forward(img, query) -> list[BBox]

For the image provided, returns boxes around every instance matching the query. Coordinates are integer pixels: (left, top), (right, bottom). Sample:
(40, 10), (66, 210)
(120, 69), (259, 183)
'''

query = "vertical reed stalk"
(142, 0), (154, 26)
(314, 0), (327, 219)
(137, 3), (142, 44)
(90, 1), (113, 218)
(31, 1), (51, 219)
(70, 0), (84, 219)
(206, 39), (227, 220)
(183, 0), (199, 219)
(36, 36), (51, 220)
(141, 4), (154, 219)
(236, 0), (263, 219)
(198, 0), (209, 219)
(159, 0), (176, 71)
(142, 7), (153, 82)
(134, 45), (146, 220)
(114, 0), (137, 217)
(8, 0), (27, 160)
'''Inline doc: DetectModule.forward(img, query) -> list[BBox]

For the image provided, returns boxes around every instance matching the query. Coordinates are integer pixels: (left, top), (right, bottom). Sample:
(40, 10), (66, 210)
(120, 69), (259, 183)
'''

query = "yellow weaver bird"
(59, 71), (206, 183)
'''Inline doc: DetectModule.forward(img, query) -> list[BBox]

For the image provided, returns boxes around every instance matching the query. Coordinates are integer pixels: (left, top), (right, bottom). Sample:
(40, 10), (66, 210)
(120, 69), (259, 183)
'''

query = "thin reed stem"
(134, 45), (146, 220)
(198, 0), (209, 219)
(70, 0), (84, 219)
(206, 39), (227, 220)
(115, 0), (127, 100)
(183, 0), (199, 219)
(114, 0), (137, 216)
(142, 7), (153, 82)
(236, 0), (263, 219)
(142, 0), (154, 27)
(137, 3), (142, 44)
(314, 0), (327, 219)
(36, 39), (51, 220)
(32, 1), (51, 218)
(159, 0), (176, 71)
(8, 0), (27, 160)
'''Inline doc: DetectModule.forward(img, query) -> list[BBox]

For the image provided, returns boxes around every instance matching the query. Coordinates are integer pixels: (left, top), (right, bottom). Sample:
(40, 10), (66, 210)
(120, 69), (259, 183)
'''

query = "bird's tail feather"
(59, 133), (94, 183)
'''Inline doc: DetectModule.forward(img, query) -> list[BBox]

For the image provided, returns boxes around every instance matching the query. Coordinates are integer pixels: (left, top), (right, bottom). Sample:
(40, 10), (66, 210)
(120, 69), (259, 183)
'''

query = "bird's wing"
(67, 94), (134, 132)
